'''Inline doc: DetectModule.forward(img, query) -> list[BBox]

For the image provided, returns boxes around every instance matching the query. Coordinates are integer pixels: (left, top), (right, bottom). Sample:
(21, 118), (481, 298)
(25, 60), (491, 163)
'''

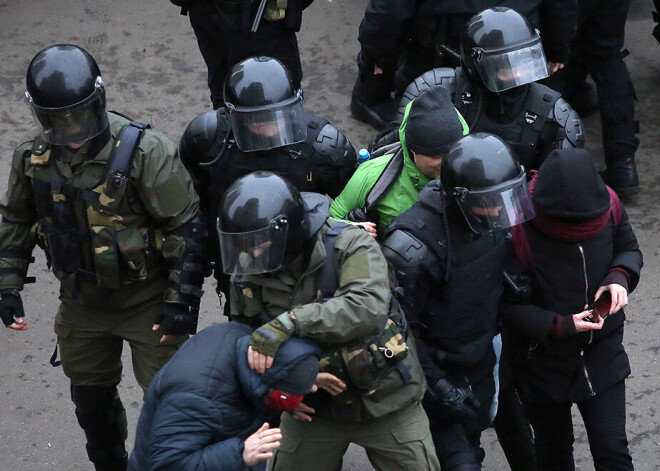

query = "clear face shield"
(453, 171), (536, 234)
(472, 37), (549, 93)
(25, 76), (109, 146)
(217, 216), (289, 275)
(226, 91), (307, 152)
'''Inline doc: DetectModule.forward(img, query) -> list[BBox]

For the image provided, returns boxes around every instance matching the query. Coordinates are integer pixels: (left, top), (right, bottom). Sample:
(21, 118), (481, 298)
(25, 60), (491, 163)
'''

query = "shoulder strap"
(101, 121), (150, 213)
(509, 224), (535, 270)
(364, 146), (405, 210)
(385, 201), (448, 263)
(607, 186), (622, 226)
(519, 87), (558, 147)
(317, 222), (351, 300)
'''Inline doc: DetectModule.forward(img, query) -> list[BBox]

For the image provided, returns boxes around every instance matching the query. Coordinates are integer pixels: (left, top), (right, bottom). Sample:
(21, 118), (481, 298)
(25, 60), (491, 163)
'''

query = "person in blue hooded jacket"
(128, 322), (321, 471)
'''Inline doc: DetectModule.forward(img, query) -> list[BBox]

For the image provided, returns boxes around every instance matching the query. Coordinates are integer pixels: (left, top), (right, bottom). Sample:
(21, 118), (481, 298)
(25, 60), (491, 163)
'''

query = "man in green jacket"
(0, 45), (204, 471)
(218, 171), (440, 470)
(330, 86), (468, 240)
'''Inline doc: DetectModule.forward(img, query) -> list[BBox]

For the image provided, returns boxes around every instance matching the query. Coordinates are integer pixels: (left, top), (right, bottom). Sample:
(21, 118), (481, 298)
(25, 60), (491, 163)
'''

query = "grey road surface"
(0, 1), (658, 470)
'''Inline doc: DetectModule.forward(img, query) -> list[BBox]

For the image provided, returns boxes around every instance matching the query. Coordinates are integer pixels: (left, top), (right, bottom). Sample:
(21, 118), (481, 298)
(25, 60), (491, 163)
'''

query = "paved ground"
(0, 1), (658, 470)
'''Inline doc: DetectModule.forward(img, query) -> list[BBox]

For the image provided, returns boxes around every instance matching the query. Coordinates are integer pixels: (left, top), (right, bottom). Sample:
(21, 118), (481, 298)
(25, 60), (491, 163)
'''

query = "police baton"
(438, 43), (461, 63)
(251, 0), (268, 32)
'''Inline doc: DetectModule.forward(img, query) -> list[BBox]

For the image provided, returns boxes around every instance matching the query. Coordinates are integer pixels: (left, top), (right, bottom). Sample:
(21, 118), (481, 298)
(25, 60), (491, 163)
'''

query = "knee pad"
(71, 384), (128, 446)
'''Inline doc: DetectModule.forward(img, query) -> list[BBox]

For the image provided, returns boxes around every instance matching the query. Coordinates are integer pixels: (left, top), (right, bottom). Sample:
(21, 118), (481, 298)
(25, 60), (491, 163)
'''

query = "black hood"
(533, 148), (610, 220)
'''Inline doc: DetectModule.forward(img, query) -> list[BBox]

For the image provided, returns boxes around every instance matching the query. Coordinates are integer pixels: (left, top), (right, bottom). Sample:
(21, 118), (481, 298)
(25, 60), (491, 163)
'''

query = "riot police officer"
(180, 56), (356, 309)
(547, 0), (642, 196)
(382, 134), (536, 471)
(217, 171), (438, 471)
(171, 0), (313, 109)
(396, 7), (585, 173)
(0, 45), (204, 471)
(351, 0), (578, 130)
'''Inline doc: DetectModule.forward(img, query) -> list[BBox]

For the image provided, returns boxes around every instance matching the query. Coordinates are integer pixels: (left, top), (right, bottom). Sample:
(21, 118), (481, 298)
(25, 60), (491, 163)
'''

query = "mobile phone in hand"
(585, 291), (612, 323)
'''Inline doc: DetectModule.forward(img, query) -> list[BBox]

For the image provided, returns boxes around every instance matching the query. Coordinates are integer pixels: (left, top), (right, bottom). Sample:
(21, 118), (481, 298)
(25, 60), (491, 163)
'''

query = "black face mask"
(484, 84), (529, 121)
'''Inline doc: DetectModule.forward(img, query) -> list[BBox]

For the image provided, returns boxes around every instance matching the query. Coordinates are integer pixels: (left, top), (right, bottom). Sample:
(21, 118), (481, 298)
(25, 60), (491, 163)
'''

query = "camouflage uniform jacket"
(229, 219), (426, 421)
(0, 113), (200, 310)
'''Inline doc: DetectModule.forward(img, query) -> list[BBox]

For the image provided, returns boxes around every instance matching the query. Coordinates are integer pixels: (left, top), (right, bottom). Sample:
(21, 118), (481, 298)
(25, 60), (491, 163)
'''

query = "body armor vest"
(454, 68), (561, 171)
(29, 121), (159, 297)
(386, 200), (505, 365)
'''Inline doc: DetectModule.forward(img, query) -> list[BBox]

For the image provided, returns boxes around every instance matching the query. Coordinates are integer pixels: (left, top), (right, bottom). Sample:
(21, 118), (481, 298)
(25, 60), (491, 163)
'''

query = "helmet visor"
(474, 40), (549, 92)
(26, 81), (108, 146)
(217, 219), (289, 275)
(456, 172), (536, 233)
(228, 94), (307, 152)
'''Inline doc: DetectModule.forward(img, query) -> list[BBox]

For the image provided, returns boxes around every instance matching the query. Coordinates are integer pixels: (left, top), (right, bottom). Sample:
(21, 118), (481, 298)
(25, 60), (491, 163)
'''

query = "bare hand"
(242, 422), (282, 467)
(7, 317), (28, 331)
(374, 65), (383, 75)
(291, 402), (316, 422)
(594, 284), (628, 315)
(152, 324), (178, 344)
(248, 345), (274, 374)
(315, 372), (347, 396)
(573, 305), (605, 333)
(351, 221), (377, 238)
(547, 62), (565, 75)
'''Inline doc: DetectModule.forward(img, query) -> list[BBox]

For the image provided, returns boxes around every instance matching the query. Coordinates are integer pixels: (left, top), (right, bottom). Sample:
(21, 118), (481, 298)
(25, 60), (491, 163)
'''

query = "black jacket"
(501, 151), (643, 404)
(128, 322), (319, 471)
(358, 0), (577, 67)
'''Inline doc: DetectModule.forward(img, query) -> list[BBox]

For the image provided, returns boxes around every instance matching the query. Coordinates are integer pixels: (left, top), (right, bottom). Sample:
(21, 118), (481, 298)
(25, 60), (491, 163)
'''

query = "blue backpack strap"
(318, 222), (351, 300)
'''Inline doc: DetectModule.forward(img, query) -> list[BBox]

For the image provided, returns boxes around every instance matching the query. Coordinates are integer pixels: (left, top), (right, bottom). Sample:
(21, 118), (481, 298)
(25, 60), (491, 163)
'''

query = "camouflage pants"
(54, 299), (186, 391)
(271, 401), (440, 471)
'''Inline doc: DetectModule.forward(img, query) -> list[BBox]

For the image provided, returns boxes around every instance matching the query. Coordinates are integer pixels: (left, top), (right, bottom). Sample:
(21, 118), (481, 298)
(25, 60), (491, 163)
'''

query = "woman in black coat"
(501, 148), (642, 470)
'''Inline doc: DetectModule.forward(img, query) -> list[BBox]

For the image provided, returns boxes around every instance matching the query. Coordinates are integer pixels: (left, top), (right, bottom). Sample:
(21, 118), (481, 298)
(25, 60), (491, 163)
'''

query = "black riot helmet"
(217, 171), (309, 275)
(25, 44), (109, 146)
(223, 56), (306, 152)
(441, 133), (535, 234)
(460, 7), (549, 93)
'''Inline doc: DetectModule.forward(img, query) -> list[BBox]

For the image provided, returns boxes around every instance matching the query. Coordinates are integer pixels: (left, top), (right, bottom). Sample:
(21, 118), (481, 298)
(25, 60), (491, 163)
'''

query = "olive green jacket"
(0, 113), (200, 310)
(229, 218), (426, 421)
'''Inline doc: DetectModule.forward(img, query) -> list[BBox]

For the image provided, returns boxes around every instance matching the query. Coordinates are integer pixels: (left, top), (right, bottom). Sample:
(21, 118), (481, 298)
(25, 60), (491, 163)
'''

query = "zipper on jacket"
(580, 349), (596, 396)
(577, 243), (596, 396)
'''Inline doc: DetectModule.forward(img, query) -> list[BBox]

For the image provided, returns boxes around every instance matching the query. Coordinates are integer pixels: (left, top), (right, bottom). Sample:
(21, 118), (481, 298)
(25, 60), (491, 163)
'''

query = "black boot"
(601, 155), (640, 196)
(350, 95), (397, 130)
(87, 444), (129, 471)
(350, 68), (398, 130)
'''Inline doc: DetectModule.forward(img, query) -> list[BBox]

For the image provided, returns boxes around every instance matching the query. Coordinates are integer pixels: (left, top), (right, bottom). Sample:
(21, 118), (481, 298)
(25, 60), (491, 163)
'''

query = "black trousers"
(556, 0), (639, 162)
(188, 1), (303, 109)
(524, 380), (633, 471)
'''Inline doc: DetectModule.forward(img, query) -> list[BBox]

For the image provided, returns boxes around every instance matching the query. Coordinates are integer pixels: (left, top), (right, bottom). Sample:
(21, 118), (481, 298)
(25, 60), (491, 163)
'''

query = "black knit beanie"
(405, 86), (466, 156)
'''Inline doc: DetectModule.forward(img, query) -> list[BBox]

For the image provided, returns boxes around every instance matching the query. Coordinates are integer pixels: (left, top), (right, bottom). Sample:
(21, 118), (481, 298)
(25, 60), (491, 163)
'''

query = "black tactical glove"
(424, 377), (481, 424)
(154, 303), (198, 336)
(0, 290), (25, 327)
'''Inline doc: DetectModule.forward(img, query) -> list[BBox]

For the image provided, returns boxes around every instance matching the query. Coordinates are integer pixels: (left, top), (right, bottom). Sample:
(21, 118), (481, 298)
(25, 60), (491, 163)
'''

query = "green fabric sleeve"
(293, 225), (391, 345)
(0, 141), (38, 291)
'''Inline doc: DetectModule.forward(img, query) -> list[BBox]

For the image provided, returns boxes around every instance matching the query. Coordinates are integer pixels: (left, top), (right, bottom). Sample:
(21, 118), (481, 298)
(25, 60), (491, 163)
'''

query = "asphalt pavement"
(0, 1), (658, 469)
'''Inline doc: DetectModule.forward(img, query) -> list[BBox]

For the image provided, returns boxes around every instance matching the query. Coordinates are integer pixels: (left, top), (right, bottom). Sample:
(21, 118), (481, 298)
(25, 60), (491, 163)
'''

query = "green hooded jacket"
(330, 102), (468, 240)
